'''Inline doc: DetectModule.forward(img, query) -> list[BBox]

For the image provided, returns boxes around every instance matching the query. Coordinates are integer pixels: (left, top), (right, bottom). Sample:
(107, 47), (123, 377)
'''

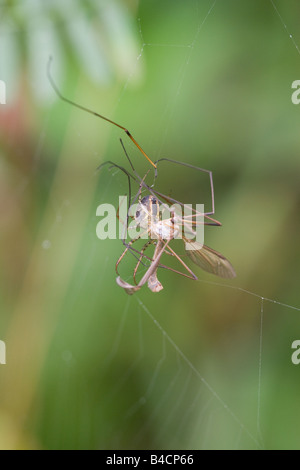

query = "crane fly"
(47, 57), (236, 293)
(110, 142), (236, 294)
(115, 192), (236, 295)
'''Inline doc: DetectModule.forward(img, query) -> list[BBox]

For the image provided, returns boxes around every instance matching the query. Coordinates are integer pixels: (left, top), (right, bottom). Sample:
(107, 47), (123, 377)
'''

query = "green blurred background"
(1, 0), (300, 450)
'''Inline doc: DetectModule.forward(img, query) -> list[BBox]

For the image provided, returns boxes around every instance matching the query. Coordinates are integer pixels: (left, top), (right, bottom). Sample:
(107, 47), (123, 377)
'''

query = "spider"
(48, 57), (236, 294)
(100, 141), (236, 294)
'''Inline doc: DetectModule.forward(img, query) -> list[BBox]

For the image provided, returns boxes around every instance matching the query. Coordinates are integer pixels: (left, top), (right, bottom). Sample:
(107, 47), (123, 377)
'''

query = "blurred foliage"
(0, 0), (140, 102)
(0, 0), (300, 450)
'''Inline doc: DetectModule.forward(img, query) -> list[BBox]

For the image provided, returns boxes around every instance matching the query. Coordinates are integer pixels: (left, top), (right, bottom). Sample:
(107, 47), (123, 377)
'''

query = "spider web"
(2, 0), (300, 451)
(83, 0), (300, 449)
(44, 0), (300, 450)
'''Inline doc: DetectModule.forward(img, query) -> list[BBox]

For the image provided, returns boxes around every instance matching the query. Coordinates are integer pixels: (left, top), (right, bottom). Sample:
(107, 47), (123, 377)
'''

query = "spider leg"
(48, 57), (156, 168)
(119, 139), (154, 210)
(116, 235), (142, 276)
(116, 227), (155, 275)
(153, 157), (216, 217)
(98, 147), (150, 261)
(116, 238), (170, 294)
(119, 138), (153, 183)
(133, 240), (155, 285)
(117, 144), (182, 218)
(157, 263), (197, 280)
(97, 160), (136, 215)
(159, 244), (198, 280)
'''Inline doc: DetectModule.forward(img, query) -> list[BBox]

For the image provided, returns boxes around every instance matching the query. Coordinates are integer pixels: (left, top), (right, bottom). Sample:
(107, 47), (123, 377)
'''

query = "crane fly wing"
(183, 238), (236, 279)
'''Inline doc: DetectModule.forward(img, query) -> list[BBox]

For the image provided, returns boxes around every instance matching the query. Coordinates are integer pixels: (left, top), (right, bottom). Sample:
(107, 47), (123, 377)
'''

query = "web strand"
(102, 0), (300, 450)
(269, 0), (300, 56)
(38, 0), (300, 450)
(135, 295), (263, 449)
(257, 298), (264, 448)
